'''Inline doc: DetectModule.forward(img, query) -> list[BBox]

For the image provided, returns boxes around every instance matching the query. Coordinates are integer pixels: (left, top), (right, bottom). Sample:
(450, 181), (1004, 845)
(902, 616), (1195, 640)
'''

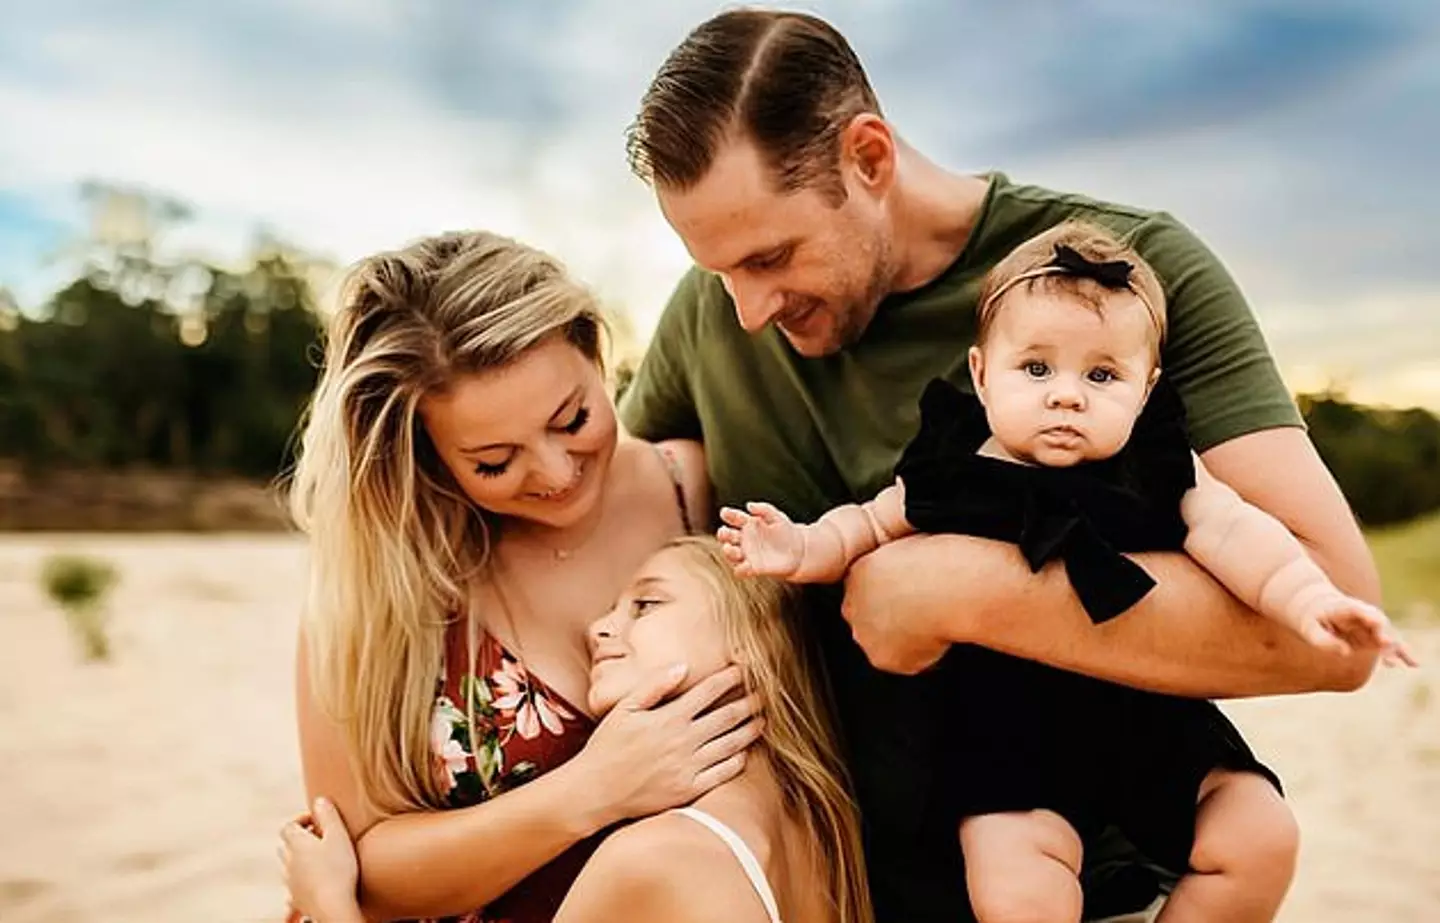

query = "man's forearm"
(898, 534), (1377, 697)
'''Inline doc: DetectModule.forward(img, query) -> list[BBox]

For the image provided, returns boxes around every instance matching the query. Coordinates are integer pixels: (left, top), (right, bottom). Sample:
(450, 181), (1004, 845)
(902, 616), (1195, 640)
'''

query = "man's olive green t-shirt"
(620, 173), (1302, 922)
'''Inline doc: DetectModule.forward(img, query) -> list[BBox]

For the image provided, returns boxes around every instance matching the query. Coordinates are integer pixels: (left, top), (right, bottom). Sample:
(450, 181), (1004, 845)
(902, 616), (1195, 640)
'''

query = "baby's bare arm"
(795, 481), (914, 583)
(1182, 455), (1347, 631)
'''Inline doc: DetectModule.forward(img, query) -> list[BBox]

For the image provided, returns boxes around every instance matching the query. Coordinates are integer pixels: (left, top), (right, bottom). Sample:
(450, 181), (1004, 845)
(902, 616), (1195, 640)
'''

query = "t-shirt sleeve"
(618, 266), (706, 442)
(1127, 213), (1304, 452)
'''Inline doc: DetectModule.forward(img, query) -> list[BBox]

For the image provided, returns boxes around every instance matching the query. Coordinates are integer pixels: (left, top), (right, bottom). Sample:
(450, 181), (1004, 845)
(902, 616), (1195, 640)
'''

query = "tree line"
(1, 188), (1437, 527)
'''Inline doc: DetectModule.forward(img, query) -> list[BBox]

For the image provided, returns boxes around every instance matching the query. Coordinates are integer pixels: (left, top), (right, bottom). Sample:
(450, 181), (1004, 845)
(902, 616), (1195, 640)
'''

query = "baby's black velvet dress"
(894, 377), (1281, 872)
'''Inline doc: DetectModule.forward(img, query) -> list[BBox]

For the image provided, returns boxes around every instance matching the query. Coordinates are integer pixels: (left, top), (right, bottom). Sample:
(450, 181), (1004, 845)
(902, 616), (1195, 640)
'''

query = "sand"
(0, 534), (1436, 922)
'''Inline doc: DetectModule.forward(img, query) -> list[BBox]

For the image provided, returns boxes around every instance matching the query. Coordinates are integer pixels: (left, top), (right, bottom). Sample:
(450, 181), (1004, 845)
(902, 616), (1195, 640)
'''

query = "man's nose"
(725, 275), (782, 334)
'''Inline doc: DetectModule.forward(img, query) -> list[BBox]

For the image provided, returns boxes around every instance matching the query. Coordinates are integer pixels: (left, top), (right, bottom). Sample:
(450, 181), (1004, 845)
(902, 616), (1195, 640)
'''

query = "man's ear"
(968, 345), (987, 399)
(843, 114), (897, 194)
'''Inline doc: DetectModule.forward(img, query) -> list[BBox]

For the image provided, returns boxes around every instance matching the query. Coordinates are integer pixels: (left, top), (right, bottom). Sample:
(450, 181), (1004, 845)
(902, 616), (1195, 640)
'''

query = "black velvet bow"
(1018, 486), (1158, 623)
(1049, 244), (1134, 290)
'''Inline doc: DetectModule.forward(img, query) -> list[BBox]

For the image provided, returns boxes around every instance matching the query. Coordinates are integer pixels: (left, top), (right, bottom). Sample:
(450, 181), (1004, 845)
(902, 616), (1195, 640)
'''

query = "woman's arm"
(839, 428), (1381, 695)
(296, 631), (759, 921)
(296, 630), (610, 920)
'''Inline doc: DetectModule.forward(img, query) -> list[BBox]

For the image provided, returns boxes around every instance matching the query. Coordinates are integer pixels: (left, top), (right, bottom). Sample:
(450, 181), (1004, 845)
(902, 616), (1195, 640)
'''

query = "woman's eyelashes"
(469, 406), (589, 477)
(561, 406), (590, 435)
(474, 458), (511, 478)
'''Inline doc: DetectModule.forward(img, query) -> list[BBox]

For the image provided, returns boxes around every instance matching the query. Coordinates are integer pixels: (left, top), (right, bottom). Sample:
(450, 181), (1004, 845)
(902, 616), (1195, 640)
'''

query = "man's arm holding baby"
(841, 426), (1384, 697)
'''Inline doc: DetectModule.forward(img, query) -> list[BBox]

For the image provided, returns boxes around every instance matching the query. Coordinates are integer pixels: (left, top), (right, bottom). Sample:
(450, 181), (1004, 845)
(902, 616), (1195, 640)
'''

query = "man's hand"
(841, 540), (952, 674)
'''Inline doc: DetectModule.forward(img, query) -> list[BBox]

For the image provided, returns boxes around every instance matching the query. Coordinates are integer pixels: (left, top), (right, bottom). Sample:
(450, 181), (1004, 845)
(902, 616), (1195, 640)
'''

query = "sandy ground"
(0, 534), (1436, 923)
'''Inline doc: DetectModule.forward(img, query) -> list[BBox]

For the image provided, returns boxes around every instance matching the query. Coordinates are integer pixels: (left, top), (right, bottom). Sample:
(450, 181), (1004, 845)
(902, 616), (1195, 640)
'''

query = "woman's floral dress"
(414, 624), (601, 923)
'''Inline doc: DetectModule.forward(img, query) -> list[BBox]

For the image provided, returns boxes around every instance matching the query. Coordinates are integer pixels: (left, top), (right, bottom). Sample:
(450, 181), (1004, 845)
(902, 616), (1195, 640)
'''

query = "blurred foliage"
(1299, 392), (1440, 527)
(0, 184), (327, 479)
(1366, 511), (1440, 621)
(1, 185), (1438, 531)
(41, 553), (119, 660)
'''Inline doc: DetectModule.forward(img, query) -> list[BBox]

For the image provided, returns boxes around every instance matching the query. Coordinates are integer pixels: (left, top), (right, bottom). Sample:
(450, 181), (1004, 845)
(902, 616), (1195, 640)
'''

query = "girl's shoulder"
(557, 814), (744, 923)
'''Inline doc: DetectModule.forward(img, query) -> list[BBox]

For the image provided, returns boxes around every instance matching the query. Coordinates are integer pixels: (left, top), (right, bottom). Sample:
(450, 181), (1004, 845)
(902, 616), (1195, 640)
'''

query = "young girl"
(716, 220), (1414, 923)
(281, 536), (874, 923)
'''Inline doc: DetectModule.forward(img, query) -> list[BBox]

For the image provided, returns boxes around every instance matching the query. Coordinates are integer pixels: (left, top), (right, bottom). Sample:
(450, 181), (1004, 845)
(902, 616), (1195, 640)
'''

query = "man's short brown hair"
(626, 8), (880, 200)
(976, 220), (1169, 357)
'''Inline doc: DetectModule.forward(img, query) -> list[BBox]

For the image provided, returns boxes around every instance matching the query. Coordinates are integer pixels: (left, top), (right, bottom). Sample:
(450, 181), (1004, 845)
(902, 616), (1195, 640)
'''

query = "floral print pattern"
(412, 630), (597, 923)
(429, 645), (578, 806)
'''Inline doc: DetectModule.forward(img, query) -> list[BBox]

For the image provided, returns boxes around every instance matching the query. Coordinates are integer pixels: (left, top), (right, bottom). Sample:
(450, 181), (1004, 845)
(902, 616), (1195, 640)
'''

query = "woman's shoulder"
(648, 438), (712, 533)
(556, 813), (746, 923)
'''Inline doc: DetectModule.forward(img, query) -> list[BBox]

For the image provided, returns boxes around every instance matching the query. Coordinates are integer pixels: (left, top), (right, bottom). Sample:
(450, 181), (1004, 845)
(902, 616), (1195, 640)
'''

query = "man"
(620, 9), (1381, 922)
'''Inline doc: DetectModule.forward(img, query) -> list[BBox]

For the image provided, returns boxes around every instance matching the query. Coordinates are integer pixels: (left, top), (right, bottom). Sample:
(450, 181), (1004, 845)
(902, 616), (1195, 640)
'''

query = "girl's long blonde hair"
(665, 536), (874, 923)
(287, 231), (604, 813)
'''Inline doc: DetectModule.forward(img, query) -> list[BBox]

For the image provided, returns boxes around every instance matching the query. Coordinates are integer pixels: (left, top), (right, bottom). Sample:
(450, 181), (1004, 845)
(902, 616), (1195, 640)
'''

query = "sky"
(2, 0), (1438, 407)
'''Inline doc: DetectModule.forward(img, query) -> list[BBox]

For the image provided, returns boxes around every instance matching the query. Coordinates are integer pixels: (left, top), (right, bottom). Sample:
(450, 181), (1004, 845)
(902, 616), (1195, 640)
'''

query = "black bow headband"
(1047, 244), (1134, 290)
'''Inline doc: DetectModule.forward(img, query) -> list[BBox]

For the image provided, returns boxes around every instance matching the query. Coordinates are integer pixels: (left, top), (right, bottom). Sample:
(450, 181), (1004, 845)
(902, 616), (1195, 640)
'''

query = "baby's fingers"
(1299, 618), (1352, 656)
(716, 525), (743, 546)
(1381, 632), (1420, 669)
(745, 501), (786, 523)
(719, 507), (752, 528)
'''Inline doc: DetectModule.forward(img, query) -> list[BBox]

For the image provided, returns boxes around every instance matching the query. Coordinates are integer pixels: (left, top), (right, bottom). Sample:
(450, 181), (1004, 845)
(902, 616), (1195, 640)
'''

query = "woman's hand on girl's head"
(279, 797), (365, 923)
(570, 663), (763, 828)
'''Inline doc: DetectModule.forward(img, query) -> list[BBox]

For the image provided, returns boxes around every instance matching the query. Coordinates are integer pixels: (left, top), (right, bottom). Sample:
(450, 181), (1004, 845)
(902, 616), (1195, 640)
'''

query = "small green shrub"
(41, 554), (119, 661)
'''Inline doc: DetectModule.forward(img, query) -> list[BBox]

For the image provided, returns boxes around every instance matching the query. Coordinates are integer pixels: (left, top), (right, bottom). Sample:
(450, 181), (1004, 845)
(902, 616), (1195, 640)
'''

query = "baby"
(719, 220), (1414, 923)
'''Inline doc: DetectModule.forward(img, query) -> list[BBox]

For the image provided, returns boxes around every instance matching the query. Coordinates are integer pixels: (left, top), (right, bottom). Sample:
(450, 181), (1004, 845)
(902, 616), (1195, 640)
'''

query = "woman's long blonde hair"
(666, 536), (874, 923)
(287, 231), (604, 813)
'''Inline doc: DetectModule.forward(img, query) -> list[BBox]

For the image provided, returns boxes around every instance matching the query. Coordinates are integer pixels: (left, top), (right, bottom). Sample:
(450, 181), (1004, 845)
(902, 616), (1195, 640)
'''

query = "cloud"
(0, 0), (1436, 405)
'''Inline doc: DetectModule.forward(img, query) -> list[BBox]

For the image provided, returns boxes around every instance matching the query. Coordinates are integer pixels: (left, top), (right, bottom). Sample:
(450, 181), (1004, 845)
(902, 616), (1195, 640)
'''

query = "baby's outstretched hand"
(279, 797), (364, 923)
(717, 502), (805, 579)
(1293, 592), (1418, 668)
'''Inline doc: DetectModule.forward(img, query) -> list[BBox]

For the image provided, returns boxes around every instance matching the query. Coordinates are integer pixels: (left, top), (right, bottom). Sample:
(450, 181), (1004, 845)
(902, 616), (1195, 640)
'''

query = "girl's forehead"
(629, 549), (725, 613)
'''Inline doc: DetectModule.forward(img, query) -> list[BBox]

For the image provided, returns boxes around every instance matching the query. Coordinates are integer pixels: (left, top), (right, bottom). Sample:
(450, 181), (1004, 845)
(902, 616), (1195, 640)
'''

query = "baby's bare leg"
(1156, 770), (1298, 923)
(960, 810), (1084, 923)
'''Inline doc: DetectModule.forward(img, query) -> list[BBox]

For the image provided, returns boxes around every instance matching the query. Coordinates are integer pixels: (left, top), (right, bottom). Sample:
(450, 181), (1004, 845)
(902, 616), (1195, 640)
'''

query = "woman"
(284, 231), (764, 922)
(285, 538), (873, 923)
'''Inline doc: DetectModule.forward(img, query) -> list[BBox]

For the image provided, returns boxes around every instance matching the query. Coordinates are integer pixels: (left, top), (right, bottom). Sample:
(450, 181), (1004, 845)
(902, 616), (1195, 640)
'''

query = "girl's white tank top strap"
(670, 806), (783, 923)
